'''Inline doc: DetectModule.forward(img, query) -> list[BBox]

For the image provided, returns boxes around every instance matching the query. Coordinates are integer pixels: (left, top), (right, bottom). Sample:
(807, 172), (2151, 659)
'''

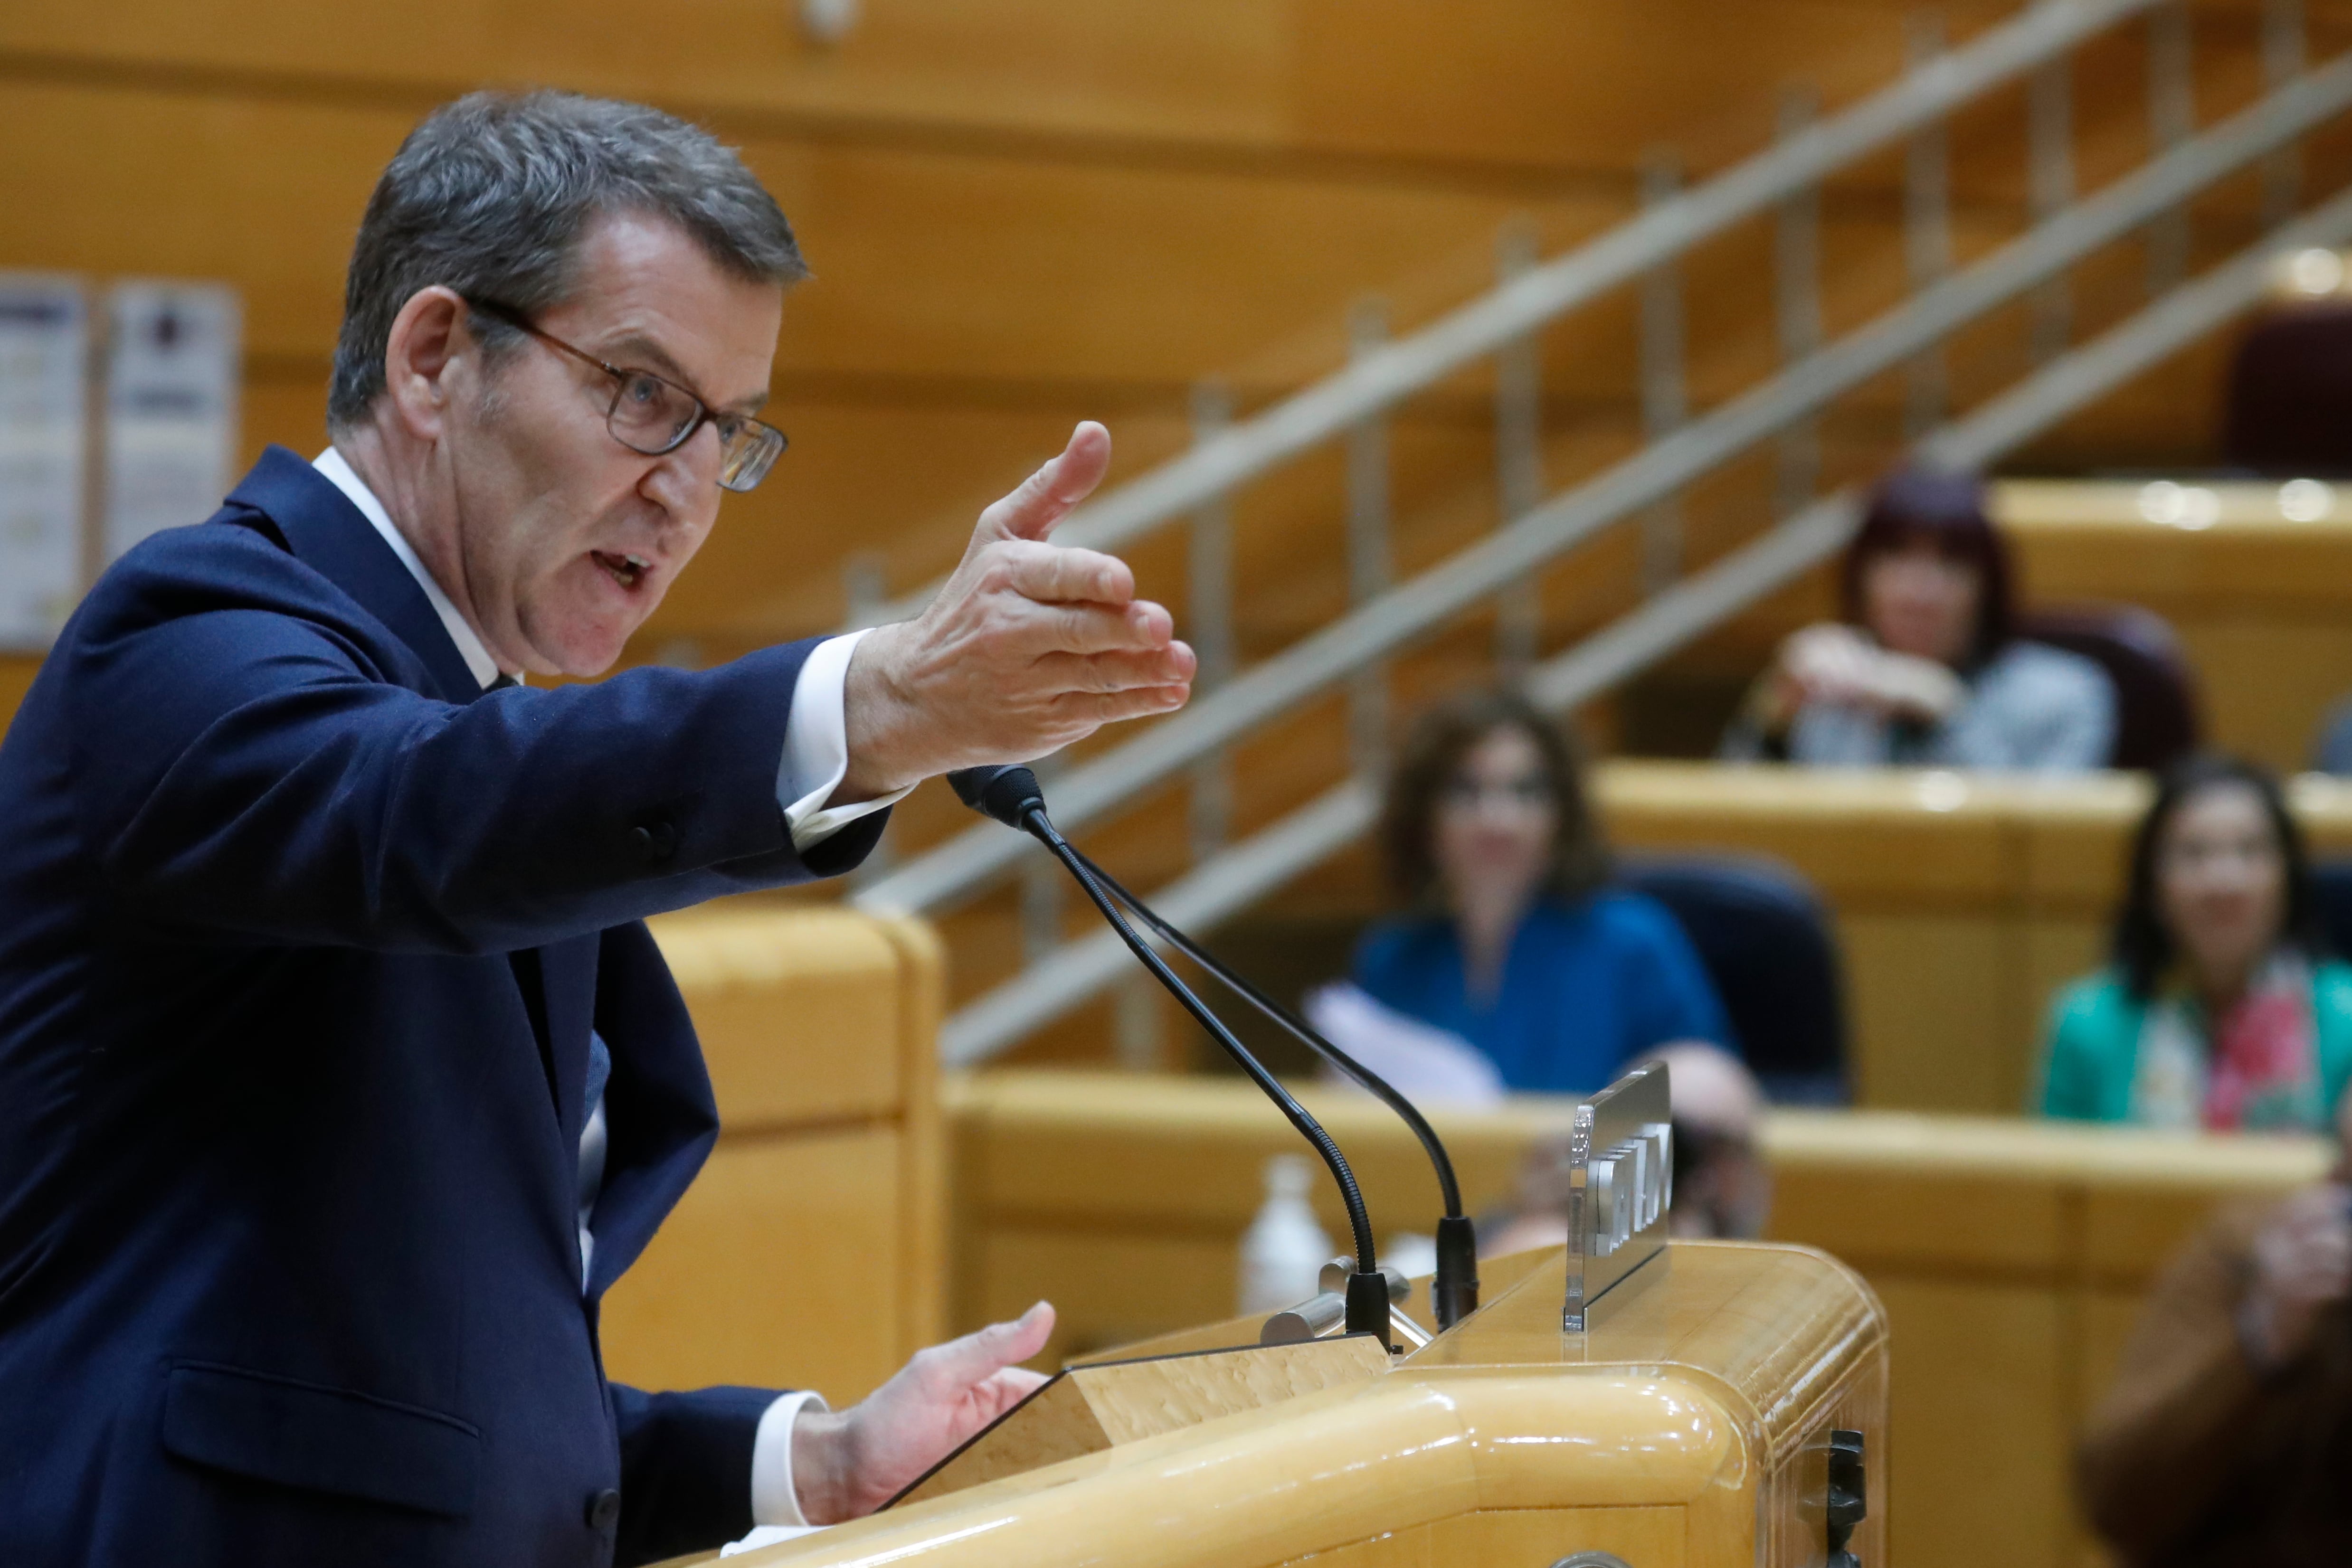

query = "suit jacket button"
(586, 1487), (622, 1530)
(629, 820), (678, 863)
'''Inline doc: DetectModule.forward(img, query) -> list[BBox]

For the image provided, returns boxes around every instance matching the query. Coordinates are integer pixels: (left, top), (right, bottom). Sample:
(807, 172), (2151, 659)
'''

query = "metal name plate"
(1563, 1059), (1673, 1332)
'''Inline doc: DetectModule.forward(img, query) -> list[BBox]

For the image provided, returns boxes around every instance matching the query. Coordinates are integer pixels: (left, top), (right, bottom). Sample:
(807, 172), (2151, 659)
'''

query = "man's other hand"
(790, 1301), (1056, 1524)
(838, 423), (1195, 799)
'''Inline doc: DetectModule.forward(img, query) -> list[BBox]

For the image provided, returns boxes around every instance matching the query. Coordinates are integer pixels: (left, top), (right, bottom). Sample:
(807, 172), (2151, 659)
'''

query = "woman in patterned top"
(2037, 753), (2352, 1130)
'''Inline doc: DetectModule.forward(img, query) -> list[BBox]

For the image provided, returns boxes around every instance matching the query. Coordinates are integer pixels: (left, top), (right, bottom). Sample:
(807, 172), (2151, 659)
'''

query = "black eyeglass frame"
(466, 298), (787, 493)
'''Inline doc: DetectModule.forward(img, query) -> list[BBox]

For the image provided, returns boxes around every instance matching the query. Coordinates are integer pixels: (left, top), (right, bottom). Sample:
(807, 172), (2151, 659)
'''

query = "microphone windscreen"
(945, 765), (1046, 829)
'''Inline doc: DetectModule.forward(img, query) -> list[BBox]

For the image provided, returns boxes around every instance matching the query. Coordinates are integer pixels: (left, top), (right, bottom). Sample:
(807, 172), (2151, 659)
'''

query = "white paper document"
(0, 274), (90, 650)
(722, 1524), (828, 1556)
(103, 280), (240, 565)
(1303, 983), (1506, 1107)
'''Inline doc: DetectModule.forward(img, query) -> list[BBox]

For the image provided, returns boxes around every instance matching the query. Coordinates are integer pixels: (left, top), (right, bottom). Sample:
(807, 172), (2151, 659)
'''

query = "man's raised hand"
(838, 422), (1195, 800)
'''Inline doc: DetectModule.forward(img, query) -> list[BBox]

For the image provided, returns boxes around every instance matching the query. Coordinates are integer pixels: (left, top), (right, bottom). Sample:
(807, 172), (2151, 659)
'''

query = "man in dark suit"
(0, 91), (1193, 1567)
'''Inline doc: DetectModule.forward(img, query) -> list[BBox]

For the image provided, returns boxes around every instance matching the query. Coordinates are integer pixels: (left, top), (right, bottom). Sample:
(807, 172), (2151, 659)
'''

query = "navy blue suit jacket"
(0, 448), (885, 1566)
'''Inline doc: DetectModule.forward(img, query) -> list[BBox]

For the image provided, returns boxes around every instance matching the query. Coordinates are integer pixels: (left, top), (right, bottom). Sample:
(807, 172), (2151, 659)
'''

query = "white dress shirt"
(313, 447), (881, 1528)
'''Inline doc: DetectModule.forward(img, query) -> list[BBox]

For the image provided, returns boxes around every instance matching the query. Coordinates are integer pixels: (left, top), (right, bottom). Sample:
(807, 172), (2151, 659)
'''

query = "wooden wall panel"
(652, 908), (909, 1126)
(243, 377), (330, 470)
(1875, 1278), (2074, 1568)
(597, 908), (945, 1405)
(599, 1126), (908, 1400)
(0, 1), (1297, 151)
(1775, 1164), (2067, 1280)
(1841, 916), (2019, 1108)
(0, 80), (1608, 382)
(878, 914), (948, 1350)
(0, 83), (389, 358)
(11, 1), (2347, 183)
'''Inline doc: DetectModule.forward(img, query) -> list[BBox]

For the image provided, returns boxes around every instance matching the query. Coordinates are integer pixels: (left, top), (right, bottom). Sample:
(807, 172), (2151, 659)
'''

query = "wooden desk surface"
(949, 1068), (2331, 1300)
(1996, 477), (2352, 534)
(2003, 478), (2352, 774)
(1599, 759), (2352, 912)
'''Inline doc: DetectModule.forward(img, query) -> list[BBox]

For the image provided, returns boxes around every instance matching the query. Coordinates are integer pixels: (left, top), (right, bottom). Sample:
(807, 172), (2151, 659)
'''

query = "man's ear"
(380, 286), (472, 441)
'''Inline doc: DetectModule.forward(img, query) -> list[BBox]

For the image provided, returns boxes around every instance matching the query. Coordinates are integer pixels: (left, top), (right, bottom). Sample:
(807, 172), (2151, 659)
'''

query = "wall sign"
(102, 280), (240, 566)
(0, 274), (90, 650)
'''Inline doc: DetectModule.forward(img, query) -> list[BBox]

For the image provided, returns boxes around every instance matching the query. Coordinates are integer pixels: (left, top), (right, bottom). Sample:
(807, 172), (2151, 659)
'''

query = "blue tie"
(584, 1030), (611, 1118)
(577, 1032), (613, 1285)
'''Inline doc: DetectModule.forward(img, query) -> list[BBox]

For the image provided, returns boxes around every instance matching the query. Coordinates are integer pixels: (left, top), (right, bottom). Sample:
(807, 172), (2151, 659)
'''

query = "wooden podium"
(697, 1064), (1887, 1567)
(702, 1237), (1886, 1567)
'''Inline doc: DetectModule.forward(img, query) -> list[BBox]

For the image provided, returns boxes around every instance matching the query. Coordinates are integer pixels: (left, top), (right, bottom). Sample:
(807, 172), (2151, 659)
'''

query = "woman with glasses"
(1342, 690), (1733, 1095)
(2036, 754), (2352, 1129)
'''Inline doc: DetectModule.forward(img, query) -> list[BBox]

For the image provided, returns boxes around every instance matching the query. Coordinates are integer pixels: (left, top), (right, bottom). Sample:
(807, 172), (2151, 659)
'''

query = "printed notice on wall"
(103, 281), (240, 565)
(0, 275), (89, 650)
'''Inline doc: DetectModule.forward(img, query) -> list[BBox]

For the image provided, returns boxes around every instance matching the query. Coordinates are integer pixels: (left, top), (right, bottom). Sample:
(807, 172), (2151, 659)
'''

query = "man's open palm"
(792, 1302), (1056, 1522)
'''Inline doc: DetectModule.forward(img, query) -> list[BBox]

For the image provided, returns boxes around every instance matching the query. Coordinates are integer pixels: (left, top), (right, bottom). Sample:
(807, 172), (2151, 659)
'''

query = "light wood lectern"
(698, 1067), (1889, 1568)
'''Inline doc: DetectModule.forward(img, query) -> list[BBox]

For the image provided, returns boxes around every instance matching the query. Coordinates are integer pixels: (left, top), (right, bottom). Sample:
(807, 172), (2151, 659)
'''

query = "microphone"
(943, 765), (1395, 1346)
(945, 764), (1045, 831)
(1058, 843), (1479, 1331)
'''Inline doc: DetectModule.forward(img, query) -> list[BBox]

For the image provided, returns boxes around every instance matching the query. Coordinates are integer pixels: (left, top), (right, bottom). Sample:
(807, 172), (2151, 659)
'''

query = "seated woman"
(1345, 689), (1734, 1095)
(2038, 754), (2352, 1130)
(1721, 468), (2115, 771)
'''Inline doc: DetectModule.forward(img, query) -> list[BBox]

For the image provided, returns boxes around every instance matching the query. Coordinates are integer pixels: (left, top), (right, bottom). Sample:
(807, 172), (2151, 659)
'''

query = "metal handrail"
(937, 178), (2352, 1063)
(856, 47), (2352, 921)
(854, 0), (2162, 631)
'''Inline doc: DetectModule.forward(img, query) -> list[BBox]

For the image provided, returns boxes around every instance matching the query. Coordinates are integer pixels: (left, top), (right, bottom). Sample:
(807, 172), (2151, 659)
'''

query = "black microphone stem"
(1017, 811), (1388, 1338)
(1066, 847), (1462, 1214)
(1064, 844), (1480, 1329)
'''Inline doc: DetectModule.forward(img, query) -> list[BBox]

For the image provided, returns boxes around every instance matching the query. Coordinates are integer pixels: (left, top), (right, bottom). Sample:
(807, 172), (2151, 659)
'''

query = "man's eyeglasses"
(466, 299), (787, 493)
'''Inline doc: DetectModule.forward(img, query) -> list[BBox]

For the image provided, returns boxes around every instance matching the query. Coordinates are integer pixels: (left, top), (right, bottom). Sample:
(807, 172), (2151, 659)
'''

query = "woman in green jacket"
(2038, 754), (2352, 1130)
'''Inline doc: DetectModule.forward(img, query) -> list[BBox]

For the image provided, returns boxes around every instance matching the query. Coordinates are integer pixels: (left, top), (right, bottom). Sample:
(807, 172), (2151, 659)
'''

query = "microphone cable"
(1060, 843), (1480, 1328)
(945, 766), (1392, 1343)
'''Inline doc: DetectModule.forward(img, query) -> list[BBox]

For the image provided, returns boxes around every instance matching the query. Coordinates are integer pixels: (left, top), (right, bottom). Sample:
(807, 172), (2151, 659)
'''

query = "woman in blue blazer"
(1353, 690), (1732, 1095)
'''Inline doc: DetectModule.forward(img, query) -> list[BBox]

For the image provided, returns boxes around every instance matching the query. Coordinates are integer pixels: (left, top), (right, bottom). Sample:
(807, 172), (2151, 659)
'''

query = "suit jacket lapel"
(227, 446), (592, 1133)
(224, 445), (483, 706)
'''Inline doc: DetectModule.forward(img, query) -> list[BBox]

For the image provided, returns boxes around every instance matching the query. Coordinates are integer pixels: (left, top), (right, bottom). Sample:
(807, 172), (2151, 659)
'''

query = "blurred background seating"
(2015, 603), (2202, 772)
(1618, 853), (1849, 1105)
(2222, 297), (2352, 474)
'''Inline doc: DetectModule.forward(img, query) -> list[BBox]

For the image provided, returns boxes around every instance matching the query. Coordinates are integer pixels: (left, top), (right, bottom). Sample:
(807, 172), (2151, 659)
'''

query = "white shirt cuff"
(778, 629), (914, 851)
(749, 1389), (831, 1528)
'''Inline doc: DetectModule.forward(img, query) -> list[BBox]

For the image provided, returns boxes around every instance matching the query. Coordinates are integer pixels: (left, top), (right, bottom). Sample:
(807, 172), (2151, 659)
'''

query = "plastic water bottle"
(1237, 1154), (1333, 1315)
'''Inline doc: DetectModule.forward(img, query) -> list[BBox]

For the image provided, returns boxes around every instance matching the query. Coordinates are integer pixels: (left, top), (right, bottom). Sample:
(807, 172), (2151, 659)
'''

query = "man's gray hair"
(327, 90), (806, 429)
